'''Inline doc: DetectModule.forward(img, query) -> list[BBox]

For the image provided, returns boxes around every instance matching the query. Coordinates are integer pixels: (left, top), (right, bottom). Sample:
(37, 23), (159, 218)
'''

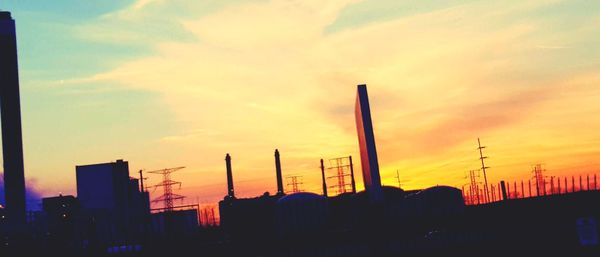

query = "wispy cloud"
(45, 0), (600, 199)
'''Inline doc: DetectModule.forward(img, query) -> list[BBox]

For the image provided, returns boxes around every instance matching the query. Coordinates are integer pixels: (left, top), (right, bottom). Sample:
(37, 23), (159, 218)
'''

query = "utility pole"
(139, 169), (147, 192)
(395, 170), (402, 188)
(348, 156), (357, 193)
(477, 138), (490, 203)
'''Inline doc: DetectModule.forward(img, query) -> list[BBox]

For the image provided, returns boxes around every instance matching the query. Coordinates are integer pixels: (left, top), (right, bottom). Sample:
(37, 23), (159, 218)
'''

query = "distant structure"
(0, 11), (27, 225)
(218, 150), (287, 239)
(467, 170), (480, 204)
(75, 159), (150, 242)
(148, 166), (186, 212)
(286, 175), (303, 194)
(42, 195), (79, 240)
(355, 84), (383, 203)
(532, 164), (546, 196)
(275, 149), (285, 195)
(348, 156), (357, 193)
(477, 138), (490, 203)
(320, 159), (328, 197)
(326, 156), (356, 195)
(226, 154), (235, 198)
(395, 170), (401, 188)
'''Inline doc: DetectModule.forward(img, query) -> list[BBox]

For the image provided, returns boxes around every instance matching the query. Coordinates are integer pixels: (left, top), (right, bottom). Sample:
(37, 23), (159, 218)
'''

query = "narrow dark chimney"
(320, 159), (328, 197)
(226, 153), (235, 198)
(275, 149), (284, 195)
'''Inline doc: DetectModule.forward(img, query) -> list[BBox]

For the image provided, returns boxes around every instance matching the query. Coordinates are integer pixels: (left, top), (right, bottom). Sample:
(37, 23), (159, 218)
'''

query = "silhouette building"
(76, 160), (150, 243)
(42, 195), (80, 242)
(355, 84), (383, 203)
(0, 11), (27, 226)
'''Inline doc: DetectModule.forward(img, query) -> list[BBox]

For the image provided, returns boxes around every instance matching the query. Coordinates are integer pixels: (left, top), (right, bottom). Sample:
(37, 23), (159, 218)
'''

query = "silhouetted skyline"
(2, 1), (600, 208)
(1, 4), (600, 255)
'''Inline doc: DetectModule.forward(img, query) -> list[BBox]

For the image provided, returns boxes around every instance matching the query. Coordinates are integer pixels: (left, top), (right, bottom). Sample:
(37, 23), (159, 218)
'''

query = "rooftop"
(0, 11), (11, 20)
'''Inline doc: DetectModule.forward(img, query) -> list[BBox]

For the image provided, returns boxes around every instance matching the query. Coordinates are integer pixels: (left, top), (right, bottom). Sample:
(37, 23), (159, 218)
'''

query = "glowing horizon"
(2, 0), (600, 208)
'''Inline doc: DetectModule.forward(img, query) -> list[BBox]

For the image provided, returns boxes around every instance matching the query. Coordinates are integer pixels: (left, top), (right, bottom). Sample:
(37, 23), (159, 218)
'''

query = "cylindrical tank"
(410, 186), (465, 218)
(275, 192), (328, 237)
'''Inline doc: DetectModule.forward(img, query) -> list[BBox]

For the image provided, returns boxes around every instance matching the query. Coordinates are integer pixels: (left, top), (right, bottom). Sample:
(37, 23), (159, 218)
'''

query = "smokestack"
(275, 149), (284, 195)
(1, 11), (26, 225)
(320, 159), (328, 197)
(225, 153), (235, 198)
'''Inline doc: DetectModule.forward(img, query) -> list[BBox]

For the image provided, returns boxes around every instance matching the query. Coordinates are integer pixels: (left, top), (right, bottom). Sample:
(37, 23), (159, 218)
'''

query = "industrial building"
(75, 159), (151, 247)
(217, 85), (466, 247)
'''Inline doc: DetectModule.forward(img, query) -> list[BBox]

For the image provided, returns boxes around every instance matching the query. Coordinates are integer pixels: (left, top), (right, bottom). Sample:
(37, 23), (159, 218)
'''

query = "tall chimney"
(275, 149), (284, 195)
(225, 153), (235, 198)
(1, 11), (26, 225)
(320, 159), (328, 197)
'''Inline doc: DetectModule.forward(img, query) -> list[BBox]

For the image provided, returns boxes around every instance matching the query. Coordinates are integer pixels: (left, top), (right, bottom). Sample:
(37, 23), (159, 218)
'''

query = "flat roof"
(0, 12), (12, 20)
(75, 159), (127, 168)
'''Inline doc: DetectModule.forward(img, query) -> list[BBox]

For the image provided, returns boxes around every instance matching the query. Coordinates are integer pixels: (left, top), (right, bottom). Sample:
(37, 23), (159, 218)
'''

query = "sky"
(1, 0), (600, 208)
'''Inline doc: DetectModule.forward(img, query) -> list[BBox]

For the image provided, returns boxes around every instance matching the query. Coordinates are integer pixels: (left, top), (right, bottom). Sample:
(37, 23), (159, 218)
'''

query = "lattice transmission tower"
(327, 157), (355, 195)
(286, 175), (304, 193)
(148, 166), (186, 212)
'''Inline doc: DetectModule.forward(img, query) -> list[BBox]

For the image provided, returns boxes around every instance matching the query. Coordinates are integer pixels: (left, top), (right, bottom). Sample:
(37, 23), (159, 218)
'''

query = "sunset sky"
(2, 0), (600, 208)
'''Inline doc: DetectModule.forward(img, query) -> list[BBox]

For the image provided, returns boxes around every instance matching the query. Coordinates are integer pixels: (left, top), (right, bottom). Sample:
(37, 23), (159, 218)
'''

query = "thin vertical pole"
(476, 184), (480, 204)
(349, 156), (357, 193)
(139, 169), (145, 192)
(535, 176), (540, 197)
(521, 181), (524, 199)
(500, 181), (508, 201)
(320, 159), (328, 197)
(477, 138), (490, 204)
(587, 175), (590, 191)
(528, 180), (532, 197)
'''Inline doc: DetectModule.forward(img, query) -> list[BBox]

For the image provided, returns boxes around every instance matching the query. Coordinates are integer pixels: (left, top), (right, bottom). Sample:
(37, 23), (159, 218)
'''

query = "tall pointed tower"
(0, 11), (26, 225)
(355, 84), (383, 203)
